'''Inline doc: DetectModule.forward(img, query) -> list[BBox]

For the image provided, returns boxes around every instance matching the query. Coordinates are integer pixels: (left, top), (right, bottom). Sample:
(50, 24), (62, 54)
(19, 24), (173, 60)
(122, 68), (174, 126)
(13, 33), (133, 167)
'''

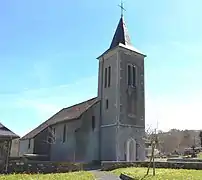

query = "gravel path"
(90, 170), (121, 180)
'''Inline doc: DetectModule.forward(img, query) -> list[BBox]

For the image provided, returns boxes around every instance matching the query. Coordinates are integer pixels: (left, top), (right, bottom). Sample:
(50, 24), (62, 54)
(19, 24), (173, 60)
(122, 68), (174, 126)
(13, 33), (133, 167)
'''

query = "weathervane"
(118, 0), (126, 17)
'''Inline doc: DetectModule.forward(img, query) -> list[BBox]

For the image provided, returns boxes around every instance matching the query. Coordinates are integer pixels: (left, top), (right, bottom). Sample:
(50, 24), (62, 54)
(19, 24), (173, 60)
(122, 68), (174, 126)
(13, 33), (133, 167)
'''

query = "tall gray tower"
(97, 15), (146, 161)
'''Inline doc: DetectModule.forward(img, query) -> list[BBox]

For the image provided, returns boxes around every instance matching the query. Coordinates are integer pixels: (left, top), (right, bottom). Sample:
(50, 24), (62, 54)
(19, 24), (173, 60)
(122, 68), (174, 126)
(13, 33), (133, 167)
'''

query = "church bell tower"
(97, 4), (146, 161)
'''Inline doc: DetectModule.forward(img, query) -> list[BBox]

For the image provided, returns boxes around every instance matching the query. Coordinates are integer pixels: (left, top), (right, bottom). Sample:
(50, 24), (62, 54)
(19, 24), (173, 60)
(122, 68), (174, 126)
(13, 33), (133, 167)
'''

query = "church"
(19, 12), (146, 162)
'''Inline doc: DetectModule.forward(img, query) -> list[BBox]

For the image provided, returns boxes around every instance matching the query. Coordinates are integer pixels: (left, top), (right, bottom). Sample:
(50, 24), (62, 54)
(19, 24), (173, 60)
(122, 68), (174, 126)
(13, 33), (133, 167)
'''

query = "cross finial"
(118, 0), (126, 18)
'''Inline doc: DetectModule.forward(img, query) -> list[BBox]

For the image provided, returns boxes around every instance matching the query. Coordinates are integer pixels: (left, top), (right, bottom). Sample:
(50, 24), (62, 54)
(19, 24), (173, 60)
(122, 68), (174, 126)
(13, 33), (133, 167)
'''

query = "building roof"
(97, 17), (146, 59)
(118, 43), (146, 57)
(0, 123), (19, 139)
(21, 97), (99, 140)
(110, 17), (132, 49)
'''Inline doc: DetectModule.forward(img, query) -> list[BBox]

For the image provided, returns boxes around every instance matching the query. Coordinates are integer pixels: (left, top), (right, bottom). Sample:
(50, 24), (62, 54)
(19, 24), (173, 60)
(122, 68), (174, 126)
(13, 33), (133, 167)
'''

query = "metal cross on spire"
(118, 0), (126, 17)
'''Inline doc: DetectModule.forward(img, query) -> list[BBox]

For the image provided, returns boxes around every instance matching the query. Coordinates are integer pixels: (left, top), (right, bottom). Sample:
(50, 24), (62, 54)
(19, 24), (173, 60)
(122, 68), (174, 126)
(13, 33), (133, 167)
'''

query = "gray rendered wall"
(119, 49), (145, 127)
(19, 139), (34, 156)
(50, 102), (100, 162)
(117, 126), (145, 161)
(98, 52), (119, 126)
(98, 49), (121, 161)
(34, 128), (50, 158)
(118, 47), (146, 161)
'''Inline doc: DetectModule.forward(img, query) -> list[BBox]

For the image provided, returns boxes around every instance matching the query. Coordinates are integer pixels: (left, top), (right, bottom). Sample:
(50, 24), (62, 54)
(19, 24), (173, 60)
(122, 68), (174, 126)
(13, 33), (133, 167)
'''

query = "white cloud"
(170, 41), (202, 57)
(14, 70), (202, 135)
(14, 75), (98, 122)
(16, 99), (60, 117)
(146, 90), (202, 131)
(144, 40), (202, 132)
(18, 81), (202, 135)
(4, 39), (202, 136)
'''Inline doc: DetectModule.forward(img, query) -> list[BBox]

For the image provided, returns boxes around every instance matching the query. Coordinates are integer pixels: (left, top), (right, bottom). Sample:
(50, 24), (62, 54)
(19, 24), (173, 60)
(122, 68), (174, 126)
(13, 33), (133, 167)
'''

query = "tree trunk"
(152, 144), (156, 176)
(5, 140), (11, 173)
(200, 138), (202, 147)
(146, 142), (155, 175)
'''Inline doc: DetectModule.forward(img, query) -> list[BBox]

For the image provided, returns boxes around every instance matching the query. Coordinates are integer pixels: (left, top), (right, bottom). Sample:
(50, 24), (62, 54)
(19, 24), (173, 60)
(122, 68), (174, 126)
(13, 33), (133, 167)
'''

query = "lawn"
(197, 152), (202, 159)
(112, 167), (202, 180)
(0, 171), (94, 180)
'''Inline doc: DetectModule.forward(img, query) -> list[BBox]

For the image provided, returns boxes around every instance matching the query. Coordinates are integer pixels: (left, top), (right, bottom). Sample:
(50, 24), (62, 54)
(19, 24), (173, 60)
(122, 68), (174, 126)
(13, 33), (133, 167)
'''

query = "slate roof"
(0, 123), (19, 139)
(21, 97), (99, 140)
(118, 43), (146, 57)
(110, 17), (132, 49)
(97, 17), (146, 59)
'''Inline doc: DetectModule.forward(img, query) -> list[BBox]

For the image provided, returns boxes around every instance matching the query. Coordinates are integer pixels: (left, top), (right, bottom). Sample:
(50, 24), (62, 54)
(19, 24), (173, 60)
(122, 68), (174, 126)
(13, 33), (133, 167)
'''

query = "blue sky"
(0, 0), (202, 136)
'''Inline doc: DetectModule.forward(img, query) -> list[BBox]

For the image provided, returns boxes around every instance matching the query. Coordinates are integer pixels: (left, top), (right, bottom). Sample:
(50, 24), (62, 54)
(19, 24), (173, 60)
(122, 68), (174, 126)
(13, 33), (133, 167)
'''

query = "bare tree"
(199, 131), (202, 147)
(0, 139), (12, 173)
(143, 123), (162, 177)
(45, 126), (56, 145)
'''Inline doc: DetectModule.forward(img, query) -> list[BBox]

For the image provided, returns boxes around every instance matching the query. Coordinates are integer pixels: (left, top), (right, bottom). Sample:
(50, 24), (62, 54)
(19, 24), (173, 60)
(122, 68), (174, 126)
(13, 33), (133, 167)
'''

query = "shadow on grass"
(140, 174), (149, 180)
(120, 173), (149, 180)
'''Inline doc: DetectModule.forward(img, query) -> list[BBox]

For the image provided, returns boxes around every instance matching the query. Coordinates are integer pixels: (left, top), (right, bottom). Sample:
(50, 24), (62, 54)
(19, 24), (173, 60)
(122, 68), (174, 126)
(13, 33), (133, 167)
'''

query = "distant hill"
(154, 129), (201, 154)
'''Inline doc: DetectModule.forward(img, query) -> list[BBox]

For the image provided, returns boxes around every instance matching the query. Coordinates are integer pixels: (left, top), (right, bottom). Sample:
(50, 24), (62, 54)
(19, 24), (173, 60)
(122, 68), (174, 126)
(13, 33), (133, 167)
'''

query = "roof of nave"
(21, 97), (99, 140)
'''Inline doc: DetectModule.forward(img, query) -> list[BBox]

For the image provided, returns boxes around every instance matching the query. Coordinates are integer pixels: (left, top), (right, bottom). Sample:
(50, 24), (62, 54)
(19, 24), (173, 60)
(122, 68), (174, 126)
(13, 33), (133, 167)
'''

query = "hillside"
(155, 129), (201, 154)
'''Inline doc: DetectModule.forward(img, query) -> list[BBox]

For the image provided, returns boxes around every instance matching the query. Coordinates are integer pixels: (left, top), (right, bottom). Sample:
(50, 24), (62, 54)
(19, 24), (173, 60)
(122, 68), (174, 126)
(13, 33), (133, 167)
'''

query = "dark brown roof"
(0, 123), (19, 139)
(110, 17), (132, 49)
(21, 97), (99, 140)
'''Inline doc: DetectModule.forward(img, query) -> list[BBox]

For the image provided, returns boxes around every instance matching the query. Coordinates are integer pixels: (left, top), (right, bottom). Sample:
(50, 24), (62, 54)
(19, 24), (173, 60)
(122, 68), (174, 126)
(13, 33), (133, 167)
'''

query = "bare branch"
(42, 126), (57, 145)
(143, 122), (162, 177)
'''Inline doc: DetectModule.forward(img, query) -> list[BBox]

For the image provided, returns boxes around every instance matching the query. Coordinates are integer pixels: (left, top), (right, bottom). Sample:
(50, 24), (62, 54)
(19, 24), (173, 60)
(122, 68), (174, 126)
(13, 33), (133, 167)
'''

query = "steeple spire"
(109, 16), (132, 49)
(97, 1), (146, 59)
(109, 1), (132, 49)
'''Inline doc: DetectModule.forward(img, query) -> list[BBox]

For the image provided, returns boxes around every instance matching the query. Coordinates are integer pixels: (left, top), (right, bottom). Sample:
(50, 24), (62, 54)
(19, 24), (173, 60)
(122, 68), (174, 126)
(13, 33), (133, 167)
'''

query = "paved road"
(90, 170), (121, 180)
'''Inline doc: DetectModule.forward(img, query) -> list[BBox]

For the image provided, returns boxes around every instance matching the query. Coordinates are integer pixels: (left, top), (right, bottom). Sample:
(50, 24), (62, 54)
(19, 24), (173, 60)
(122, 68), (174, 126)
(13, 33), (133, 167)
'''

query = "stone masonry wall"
(3, 161), (83, 174)
(101, 161), (202, 171)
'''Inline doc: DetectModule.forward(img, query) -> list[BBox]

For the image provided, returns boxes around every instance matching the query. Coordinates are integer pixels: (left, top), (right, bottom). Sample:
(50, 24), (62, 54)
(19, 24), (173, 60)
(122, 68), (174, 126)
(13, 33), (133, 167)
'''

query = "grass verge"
(112, 167), (202, 180)
(197, 152), (202, 159)
(0, 171), (94, 180)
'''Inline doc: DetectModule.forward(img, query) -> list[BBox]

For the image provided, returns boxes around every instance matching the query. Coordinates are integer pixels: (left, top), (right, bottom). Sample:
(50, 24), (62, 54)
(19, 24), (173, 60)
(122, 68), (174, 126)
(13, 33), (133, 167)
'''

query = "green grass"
(0, 171), (94, 180)
(112, 167), (202, 180)
(197, 152), (202, 159)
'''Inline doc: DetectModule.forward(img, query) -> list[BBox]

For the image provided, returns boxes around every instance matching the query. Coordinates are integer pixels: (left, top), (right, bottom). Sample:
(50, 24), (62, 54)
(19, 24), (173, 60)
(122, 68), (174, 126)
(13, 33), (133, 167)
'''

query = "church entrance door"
(126, 138), (136, 162)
